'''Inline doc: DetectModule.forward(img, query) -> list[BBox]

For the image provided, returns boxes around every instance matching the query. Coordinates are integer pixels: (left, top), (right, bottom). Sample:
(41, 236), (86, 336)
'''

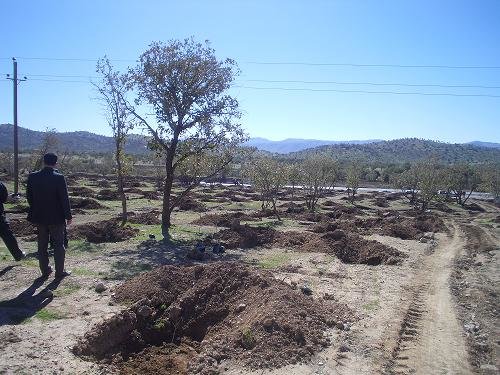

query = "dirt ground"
(0, 177), (498, 375)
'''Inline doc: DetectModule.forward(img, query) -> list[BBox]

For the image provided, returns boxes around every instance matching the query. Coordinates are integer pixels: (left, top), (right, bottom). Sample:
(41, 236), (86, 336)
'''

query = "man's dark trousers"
(0, 214), (24, 261)
(37, 224), (66, 275)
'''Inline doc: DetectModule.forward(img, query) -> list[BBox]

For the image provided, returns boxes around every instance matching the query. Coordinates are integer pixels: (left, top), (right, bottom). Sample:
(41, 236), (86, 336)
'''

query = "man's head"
(43, 153), (58, 167)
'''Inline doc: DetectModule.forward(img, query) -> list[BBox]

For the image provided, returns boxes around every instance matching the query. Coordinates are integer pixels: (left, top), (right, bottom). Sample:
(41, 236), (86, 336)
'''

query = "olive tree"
(247, 157), (287, 220)
(346, 161), (364, 203)
(300, 154), (338, 211)
(447, 163), (480, 206)
(126, 39), (246, 238)
(94, 57), (135, 224)
(480, 163), (500, 203)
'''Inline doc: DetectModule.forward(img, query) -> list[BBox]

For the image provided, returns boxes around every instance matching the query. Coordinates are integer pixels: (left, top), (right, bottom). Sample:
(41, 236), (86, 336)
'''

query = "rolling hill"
(1, 124), (499, 164)
(288, 138), (500, 164)
(0, 124), (149, 154)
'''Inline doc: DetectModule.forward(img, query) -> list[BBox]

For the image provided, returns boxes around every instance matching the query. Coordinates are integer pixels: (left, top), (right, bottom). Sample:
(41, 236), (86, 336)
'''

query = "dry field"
(0, 176), (498, 375)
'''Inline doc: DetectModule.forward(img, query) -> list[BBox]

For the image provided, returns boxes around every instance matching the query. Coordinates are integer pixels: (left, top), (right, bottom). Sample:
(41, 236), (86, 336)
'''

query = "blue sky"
(1, 0), (499, 143)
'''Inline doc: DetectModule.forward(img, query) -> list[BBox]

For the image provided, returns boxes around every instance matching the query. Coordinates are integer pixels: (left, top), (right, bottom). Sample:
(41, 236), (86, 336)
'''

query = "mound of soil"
(142, 191), (161, 200)
(192, 212), (258, 227)
(73, 262), (350, 373)
(97, 179), (112, 188)
(278, 202), (306, 213)
(69, 186), (95, 198)
(464, 203), (485, 212)
(70, 220), (139, 243)
(309, 222), (339, 233)
(97, 189), (122, 201)
(124, 187), (145, 195)
(373, 197), (389, 208)
(127, 211), (161, 225)
(177, 198), (207, 212)
(69, 197), (105, 210)
(214, 224), (277, 249)
(327, 234), (405, 265)
(8, 219), (37, 237)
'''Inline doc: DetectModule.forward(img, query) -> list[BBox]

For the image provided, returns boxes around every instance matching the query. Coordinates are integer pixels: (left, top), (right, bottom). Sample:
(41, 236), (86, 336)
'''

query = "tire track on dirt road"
(386, 222), (473, 375)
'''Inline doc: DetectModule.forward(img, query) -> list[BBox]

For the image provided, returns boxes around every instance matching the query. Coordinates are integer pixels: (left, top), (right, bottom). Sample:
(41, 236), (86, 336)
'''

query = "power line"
(233, 85), (500, 98)
(242, 79), (500, 90)
(3, 74), (500, 98)
(2, 56), (500, 69)
(0, 56), (136, 63)
(244, 61), (500, 69)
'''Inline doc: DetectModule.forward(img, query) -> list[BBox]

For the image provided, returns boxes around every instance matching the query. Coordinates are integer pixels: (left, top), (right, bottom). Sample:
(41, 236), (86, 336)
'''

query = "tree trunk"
(162, 173), (173, 240)
(116, 145), (127, 226)
(271, 198), (281, 221)
(161, 151), (176, 240)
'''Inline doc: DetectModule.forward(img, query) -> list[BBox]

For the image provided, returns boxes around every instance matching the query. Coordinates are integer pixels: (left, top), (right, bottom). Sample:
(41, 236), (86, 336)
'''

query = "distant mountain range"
(288, 138), (500, 164)
(1, 124), (499, 164)
(0, 124), (148, 154)
(244, 137), (381, 153)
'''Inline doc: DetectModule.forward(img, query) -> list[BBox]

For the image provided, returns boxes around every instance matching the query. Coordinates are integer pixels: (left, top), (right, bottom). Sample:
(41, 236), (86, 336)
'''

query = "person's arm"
(58, 176), (72, 222)
(0, 181), (7, 204)
(26, 175), (33, 207)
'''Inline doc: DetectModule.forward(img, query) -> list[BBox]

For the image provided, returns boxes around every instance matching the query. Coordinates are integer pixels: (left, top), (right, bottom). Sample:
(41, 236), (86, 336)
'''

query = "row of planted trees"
(246, 155), (499, 219)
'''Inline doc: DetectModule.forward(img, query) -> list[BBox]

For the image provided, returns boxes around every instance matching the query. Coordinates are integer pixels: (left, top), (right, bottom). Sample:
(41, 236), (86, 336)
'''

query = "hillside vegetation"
(288, 138), (500, 165)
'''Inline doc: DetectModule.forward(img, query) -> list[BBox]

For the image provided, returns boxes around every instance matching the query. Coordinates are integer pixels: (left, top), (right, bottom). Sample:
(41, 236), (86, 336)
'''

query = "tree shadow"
(0, 277), (63, 325)
(105, 239), (245, 280)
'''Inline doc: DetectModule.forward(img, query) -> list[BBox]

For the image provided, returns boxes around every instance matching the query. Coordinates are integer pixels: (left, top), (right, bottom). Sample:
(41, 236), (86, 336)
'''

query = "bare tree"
(124, 39), (246, 238)
(94, 57), (135, 225)
(30, 128), (59, 171)
(287, 162), (301, 199)
(300, 155), (338, 211)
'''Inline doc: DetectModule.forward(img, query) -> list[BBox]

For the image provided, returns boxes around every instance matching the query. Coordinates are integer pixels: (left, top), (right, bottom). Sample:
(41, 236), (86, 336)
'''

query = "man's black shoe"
(55, 270), (71, 279)
(40, 266), (53, 279)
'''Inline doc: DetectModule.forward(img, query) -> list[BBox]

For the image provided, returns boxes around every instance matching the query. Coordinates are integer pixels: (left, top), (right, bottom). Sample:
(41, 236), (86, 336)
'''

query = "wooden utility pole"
(6, 58), (27, 195)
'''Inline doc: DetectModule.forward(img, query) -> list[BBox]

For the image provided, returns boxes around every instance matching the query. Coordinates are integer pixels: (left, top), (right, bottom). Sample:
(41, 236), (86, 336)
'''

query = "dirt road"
(387, 223), (472, 375)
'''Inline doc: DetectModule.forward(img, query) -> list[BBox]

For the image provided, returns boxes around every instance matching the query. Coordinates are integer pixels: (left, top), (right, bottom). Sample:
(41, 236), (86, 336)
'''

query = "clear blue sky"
(1, 0), (499, 143)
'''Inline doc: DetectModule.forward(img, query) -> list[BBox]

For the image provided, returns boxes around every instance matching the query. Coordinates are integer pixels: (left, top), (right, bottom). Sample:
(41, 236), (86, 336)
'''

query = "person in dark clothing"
(27, 153), (72, 279)
(0, 180), (26, 261)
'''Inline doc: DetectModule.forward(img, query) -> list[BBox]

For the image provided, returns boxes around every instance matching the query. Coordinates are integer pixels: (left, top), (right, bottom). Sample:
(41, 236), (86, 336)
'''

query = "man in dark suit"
(0, 180), (26, 261)
(27, 153), (72, 279)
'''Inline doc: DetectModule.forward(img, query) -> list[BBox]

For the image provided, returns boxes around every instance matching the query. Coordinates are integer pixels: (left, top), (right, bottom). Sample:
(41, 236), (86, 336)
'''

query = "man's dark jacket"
(0, 181), (8, 214)
(27, 167), (72, 225)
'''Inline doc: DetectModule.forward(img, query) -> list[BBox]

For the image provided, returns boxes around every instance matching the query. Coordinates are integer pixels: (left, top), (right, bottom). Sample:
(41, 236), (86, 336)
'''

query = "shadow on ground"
(0, 277), (62, 325)
(105, 239), (245, 280)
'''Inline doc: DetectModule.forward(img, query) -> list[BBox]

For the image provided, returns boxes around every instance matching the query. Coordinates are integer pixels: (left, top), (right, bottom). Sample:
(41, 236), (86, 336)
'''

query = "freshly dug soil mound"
(413, 214), (447, 233)
(8, 219), (37, 237)
(142, 191), (161, 200)
(329, 234), (405, 265)
(192, 212), (258, 227)
(373, 197), (389, 208)
(177, 198), (207, 212)
(124, 187), (144, 195)
(278, 202), (306, 214)
(214, 224), (277, 249)
(127, 211), (161, 225)
(73, 262), (350, 373)
(97, 189), (122, 201)
(69, 186), (95, 198)
(70, 196), (105, 210)
(464, 202), (485, 212)
(70, 219), (139, 243)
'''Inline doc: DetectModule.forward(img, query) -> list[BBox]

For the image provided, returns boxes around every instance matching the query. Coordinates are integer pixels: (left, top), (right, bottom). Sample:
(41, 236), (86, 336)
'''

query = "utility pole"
(6, 58), (27, 196)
